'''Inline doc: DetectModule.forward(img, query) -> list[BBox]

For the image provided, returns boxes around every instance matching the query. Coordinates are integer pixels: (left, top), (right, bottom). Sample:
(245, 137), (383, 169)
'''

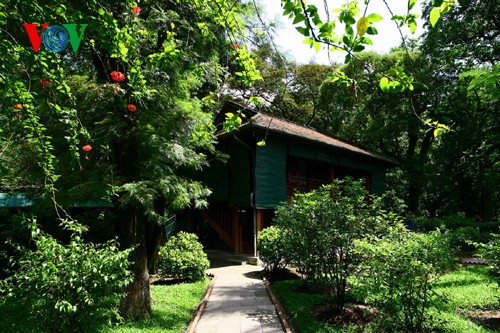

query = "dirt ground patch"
(469, 310), (500, 330)
(311, 303), (379, 326)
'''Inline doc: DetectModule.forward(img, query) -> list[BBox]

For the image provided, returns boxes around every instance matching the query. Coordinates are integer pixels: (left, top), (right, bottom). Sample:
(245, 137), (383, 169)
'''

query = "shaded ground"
(311, 303), (379, 326)
(470, 310), (500, 330)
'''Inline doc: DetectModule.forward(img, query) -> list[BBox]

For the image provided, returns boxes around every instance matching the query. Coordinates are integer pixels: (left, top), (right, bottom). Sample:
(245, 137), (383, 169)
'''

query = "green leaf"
(366, 26), (378, 35)
(293, 13), (306, 24)
(313, 41), (321, 52)
(380, 77), (390, 92)
(98, 8), (105, 15)
(118, 41), (129, 58)
(408, 0), (417, 10)
(342, 35), (352, 46)
(353, 44), (365, 52)
(356, 17), (369, 37)
(430, 8), (441, 27)
(408, 18), (417, 34)
(360, 36), (373, 45)
(367, 13), (383, 23)
(303, 37), (314, 45)
(296, 26), (310, 37)
(344, 15), (356, 25)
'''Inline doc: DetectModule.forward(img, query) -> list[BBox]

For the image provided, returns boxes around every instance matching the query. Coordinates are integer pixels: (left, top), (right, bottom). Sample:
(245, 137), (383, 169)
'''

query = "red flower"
(132, 6), (141, 15)
(13, 104), (23, 110)
(127, 103), (137, 112)
(110, 71), (125, 82)
(231, 43), (238, 49)
(82, 144), (92, 152)
(39, 79), (51, 87)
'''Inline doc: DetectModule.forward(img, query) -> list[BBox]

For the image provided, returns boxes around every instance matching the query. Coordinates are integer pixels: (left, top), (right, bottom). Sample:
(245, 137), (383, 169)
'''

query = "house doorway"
(239, 209), (254, 254)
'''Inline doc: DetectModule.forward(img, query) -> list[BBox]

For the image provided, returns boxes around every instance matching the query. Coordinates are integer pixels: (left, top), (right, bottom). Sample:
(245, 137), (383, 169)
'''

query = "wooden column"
(256, 209), (265, 233)
(232, 208), (240, 254)
(256, 209), (265, 256)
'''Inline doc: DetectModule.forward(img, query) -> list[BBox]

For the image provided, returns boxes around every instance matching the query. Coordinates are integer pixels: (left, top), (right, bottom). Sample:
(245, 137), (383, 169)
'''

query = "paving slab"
(194, 258), (285, 333)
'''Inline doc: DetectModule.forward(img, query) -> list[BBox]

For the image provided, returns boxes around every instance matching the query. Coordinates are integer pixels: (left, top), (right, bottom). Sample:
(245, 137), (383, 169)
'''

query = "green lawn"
(0, 278), (210, 333)
(106, 278), (210, 333)
(272, 266), (499, 333)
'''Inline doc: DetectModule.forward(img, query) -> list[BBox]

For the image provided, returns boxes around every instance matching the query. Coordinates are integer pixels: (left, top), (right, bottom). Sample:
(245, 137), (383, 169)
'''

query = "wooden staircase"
(201, 204), (234, 251)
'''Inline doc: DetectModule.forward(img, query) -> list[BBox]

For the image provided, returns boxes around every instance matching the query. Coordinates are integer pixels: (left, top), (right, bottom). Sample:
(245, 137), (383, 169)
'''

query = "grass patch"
(434, 266), (499, 311)
(0, 278), (210, 333)
(272, 280), (375, 333)
(106, 278), (210, 333)
(273, 266), (499, 333)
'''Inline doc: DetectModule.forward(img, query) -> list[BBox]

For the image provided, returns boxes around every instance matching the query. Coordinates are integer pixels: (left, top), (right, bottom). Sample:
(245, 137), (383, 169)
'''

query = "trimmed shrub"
(0, 218), (133, 332)
(158, 232), (209, 282)
(257, 225), (288, 274)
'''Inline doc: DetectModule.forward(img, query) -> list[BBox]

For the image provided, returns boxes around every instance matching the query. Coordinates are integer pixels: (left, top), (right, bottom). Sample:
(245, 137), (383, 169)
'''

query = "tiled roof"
(247, 113), (396, 166)
(217, 101), (397, 166)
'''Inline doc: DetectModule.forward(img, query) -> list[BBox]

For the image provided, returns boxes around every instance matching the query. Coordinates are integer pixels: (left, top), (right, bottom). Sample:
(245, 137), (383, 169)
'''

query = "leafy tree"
(316, 50), (443, 213)
(419, 0), (500, 218)
(0, 0), (261, 318)
(223, 33), (333, 126)
(316, 45), (498, 217)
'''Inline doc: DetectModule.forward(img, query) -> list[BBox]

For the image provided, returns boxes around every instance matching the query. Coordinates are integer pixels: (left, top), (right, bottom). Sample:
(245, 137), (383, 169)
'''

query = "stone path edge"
(185, 275), (217, 333)
(263, 278), (293, 333)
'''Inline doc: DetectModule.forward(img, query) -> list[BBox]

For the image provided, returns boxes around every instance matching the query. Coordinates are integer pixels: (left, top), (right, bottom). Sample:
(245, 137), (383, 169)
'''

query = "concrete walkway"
(193, 253), (285, 333)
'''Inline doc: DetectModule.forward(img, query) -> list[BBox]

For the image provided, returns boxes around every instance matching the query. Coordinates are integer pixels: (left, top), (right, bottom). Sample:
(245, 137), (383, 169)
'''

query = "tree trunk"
(119, 206), (152, 319)
(146, 222), (165, 274)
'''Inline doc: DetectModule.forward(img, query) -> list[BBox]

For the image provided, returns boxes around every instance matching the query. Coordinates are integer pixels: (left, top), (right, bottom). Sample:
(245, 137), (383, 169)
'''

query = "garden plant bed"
(272, 266), (500, 333)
